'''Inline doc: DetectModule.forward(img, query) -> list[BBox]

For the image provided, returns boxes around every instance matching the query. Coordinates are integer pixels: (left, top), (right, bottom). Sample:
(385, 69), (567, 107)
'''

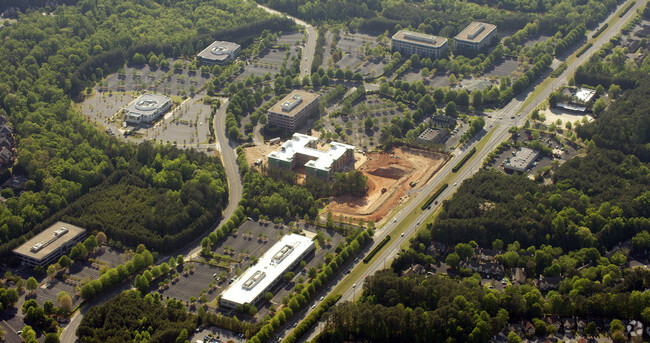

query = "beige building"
(268, 91), (320, 130)
(391, 30), (449, 59)
(454, 22), (497, 53)
(13, 222), (87, 267)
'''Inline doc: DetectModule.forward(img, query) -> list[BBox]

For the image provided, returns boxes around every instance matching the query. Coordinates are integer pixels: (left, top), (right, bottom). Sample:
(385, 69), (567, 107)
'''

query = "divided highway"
(299, 0), (646, 341)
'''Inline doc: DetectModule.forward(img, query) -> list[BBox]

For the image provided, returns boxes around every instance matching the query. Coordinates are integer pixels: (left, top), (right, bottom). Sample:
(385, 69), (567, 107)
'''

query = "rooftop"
(126, 93), (171, 116)
(455, 22), (497, 43)
(504, 147), (539, 172)
(418, 127), (444, 141)
(197, 41), (241, 62)
(220, 234), (314, 306)
(392, 30), (448, 48)
(268, 91), (319, 117)
(13, 222), (86, 260)
(268, 133), (355, 172)
(575, 88), (596, 103)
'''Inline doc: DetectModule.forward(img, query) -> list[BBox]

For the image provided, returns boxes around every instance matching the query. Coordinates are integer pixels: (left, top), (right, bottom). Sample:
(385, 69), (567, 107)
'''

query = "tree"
(608, 84), (621, 99)
(135, 275), (149, 293)
(96, 232), (107, 245)
(446, 252), (460, 270)
(445, 101), (457, 117)
(456, 90), (469, 107)
(548, 91), (560, 107)
(47, 265), (57, 279)
(58, 255), (71, 269)
(84, 235), (98, 252)
(132, 53), (146, 65)
(21, 325), (37, 343)
(59, 293), (72, 313)
(26, 277), (38, 293)
(593, 98), (606, 115)
(585, 321), (597, 337)
(507, 331), (522, 343)
(148, 55), (159, 67)
(44, 333), (60, 343)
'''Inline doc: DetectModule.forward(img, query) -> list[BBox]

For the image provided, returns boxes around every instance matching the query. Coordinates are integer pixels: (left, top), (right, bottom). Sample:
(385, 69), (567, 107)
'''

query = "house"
(460, 260), (505, 276)
(476, 248), (502, 262)
(512, 267), (526, 284)
(0, 124), (12, 136)
(402, 264), (425, 277)
(427, 241), (447, 254)
(2, 175), (26, 190)
(0, 146), (14, 165)
(538, 276), (562, 290)
(562, 318), (574, 333)
(524, 321), (535, 336)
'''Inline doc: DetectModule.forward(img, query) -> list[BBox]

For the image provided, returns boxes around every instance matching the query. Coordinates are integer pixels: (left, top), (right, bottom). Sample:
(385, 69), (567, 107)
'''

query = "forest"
(0, 0), (288, 257)
(259, 0), (617, 40)
(76, 290), (196, 343)
(318, 269), (649, 343)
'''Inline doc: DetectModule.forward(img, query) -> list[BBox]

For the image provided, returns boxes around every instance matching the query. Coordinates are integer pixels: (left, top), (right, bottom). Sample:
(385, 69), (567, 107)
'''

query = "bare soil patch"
(325, 147), (449, 224)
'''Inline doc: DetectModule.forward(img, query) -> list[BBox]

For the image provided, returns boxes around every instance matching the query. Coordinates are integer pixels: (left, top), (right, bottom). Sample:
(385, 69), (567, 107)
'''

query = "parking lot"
(322, 93), (409, 149)
(135, 95), (213, 146)
(154, 262), (227, 305)
(484, 58), (519, 78)
(191, 327), (246, 343)
(330, 32), (384, 76)
(34, 246), (129, 308)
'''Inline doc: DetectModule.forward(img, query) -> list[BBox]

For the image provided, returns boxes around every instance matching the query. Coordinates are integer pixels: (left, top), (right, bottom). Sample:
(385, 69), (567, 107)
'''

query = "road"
(298, 0), (646, 341)
(253, 2), (316, 77)
(59, 101), (246, 343)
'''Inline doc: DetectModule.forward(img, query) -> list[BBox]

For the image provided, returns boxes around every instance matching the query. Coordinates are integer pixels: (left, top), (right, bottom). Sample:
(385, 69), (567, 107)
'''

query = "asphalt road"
(298, 0), (646, 341)
(253, 2), (316, 77)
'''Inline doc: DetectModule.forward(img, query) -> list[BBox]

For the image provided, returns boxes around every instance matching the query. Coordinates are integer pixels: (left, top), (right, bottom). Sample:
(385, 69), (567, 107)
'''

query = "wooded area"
(76, 290), (196, 343)
(0, 0), (292, 256)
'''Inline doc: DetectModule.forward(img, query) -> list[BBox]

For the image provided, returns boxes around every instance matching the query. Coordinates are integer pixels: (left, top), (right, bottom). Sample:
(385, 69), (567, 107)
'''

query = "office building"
(220, 234), (315, 309)
(124, 93), (172, 124)
(268, 91), (320, 130)
(417, 127), (449, 145)
(267, 133), (355, 179)
(504, 147), (539, 173)
(197, 41), (241, 65)
(391, 30), (449, 59)
(13, 222), (87, 267)
(454, 22), (497, 53)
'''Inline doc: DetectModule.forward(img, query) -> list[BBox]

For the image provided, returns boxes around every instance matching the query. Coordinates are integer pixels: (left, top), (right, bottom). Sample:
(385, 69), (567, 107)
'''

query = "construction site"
(325, 147), (449, 224)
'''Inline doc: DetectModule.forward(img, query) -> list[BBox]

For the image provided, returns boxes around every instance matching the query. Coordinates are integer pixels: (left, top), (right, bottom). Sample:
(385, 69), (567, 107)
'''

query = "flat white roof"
(13, 222), (86, 261)
(268, 133), (355, 172)
(575, 88), (596, 103)
(220, 234), (314, 306)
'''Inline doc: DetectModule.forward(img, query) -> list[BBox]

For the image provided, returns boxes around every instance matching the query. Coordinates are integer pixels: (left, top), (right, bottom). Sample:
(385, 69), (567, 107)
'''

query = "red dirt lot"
(325, 147), (449, 225)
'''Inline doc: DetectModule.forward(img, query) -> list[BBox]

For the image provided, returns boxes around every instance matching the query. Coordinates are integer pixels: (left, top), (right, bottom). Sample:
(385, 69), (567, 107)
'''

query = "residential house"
(538, 275), (562, 290)
(402, 264), (425, 277)
(524, 321), (535, 336)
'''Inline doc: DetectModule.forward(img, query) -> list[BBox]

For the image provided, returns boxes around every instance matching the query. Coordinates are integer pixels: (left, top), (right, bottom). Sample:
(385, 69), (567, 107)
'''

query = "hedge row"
(283, 294), (342, 343)
(363, 235), (391, 264)
(247, 229), (372, 343)
(421, 183), (448, 210)
(452, 147), (477, 173)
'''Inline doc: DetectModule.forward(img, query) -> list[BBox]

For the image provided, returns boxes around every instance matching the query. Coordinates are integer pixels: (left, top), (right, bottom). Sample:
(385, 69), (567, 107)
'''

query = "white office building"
(391, 30), (449, 59)
(124, 93), (172, 124)
(220, 234), (315, 309)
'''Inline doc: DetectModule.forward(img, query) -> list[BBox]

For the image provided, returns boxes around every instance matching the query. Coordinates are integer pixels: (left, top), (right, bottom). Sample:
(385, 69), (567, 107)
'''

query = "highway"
(297, 0), (646, 341)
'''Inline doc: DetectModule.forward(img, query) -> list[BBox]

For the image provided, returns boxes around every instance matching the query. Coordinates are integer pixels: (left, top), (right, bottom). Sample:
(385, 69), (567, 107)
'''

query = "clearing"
(325, 147), (449, 224)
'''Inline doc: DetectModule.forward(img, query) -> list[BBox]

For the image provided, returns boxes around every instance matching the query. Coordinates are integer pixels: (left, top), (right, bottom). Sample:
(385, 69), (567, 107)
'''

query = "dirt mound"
(367, 165), (410, 180)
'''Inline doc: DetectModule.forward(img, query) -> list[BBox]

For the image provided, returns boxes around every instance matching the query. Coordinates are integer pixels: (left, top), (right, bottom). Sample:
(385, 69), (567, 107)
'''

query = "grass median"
(516, 0), (636, 116)
(330, 126), (500, 296)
